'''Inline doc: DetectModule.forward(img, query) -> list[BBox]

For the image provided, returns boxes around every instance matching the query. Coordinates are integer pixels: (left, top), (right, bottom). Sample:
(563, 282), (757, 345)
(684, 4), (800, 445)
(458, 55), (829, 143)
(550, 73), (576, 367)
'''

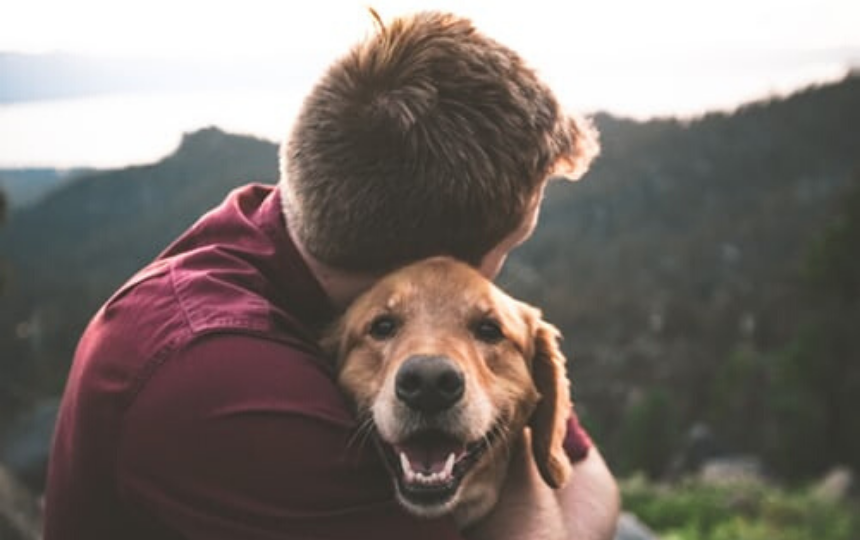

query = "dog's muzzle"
(375, 355), (498, 513)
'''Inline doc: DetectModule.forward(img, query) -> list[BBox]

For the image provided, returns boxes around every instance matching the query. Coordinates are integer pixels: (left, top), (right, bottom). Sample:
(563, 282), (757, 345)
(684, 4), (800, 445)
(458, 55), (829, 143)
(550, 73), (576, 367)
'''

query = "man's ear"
(529, 319), (573, 489)
(550, 113), (600, 181)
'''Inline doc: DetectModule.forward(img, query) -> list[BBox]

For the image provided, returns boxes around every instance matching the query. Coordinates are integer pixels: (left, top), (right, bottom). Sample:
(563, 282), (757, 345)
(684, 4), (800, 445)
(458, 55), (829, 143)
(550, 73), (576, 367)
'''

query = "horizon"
(1, 0), (859, 168)
(1, 73), (854, 174)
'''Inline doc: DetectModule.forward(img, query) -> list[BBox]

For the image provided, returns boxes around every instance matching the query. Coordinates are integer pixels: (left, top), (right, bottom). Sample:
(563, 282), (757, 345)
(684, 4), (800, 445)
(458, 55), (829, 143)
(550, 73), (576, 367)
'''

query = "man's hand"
(466, 433), (620, 540)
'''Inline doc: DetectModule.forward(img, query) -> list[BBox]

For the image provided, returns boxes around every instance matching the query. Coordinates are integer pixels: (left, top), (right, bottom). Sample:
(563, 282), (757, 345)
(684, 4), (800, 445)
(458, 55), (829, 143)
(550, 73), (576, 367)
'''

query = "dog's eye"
(474, 318), (504, 343)
(368, 315), (398, 340)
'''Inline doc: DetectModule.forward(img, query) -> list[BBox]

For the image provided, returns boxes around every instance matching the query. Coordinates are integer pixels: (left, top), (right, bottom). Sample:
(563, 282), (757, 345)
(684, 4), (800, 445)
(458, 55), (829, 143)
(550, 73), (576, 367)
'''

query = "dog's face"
(325, 257), (572, 523)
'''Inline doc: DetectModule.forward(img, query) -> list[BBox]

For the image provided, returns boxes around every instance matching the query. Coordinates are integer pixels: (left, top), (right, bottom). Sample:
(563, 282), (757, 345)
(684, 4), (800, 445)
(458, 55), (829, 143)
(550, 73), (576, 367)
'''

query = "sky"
(1, 0), (859, 167)
(3, 0), (858, 60)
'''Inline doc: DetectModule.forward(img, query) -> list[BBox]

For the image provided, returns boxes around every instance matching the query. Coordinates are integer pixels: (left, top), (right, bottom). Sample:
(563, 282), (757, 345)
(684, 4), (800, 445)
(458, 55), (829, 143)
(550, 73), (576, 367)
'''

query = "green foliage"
(707, 329), (855, 478)
(616, 388), (681, 477)
(706, 340), (830, 477)
(707, 347), (769, 447)
(705, 173), (860, 478)
(622, 476), (860, 540)
(794, 173), (860, 472)
(805, 175), (860, 303)
(711, 174), (860, 479)
(765, 331), (833, 475)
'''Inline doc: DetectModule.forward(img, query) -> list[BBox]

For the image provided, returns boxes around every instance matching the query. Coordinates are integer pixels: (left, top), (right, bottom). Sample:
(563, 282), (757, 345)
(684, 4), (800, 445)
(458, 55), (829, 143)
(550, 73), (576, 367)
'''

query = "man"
(44, 11), (619, 540)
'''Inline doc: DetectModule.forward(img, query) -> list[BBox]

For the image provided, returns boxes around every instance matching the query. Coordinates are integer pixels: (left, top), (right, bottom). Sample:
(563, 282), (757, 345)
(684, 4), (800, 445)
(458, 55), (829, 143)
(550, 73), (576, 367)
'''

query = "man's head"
(281, 10), (598, 275)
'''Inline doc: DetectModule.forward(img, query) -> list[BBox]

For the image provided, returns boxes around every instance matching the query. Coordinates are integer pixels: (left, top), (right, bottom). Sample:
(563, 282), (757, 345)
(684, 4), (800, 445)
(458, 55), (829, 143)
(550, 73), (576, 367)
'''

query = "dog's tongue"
(395, 434), (466, 474)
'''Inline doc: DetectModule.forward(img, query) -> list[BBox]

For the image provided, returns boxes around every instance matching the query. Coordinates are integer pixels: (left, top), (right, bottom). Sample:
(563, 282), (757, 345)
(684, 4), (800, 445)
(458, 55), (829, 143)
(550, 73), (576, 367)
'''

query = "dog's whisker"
(346, 414), (377, 456)
(357, 417), (377, 448)
(487, 422), (513, 463)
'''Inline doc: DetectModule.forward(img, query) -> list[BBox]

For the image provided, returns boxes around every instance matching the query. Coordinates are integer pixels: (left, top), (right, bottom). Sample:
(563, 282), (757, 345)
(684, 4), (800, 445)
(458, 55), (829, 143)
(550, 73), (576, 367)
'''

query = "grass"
(620, 475), (859, 540)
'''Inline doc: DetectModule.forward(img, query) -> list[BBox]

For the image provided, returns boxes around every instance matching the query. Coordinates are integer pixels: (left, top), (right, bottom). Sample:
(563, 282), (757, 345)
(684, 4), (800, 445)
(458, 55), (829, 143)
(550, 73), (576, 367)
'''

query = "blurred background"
(1, 1), (859, 539)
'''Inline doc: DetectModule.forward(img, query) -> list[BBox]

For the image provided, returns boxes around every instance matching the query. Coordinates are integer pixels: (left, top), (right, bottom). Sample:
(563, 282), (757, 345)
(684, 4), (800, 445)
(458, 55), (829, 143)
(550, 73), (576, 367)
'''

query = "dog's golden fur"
(325, 257), (572, 527)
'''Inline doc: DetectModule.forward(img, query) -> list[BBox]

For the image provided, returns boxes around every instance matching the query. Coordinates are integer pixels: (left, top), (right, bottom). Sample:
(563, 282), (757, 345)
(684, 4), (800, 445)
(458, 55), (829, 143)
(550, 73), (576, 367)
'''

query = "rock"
(812, 466), (854, 502)
(0, 462), (42, 540)
(666, 422), (725, 479)
(698, 455), (764, 485)
(1, 398), (59, 492)
(614, 512), (659, 540)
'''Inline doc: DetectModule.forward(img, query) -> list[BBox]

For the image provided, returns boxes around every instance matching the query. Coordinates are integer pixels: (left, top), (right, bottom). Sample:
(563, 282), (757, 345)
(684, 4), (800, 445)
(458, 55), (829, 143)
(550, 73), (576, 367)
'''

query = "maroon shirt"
(44, 184), (591, 539)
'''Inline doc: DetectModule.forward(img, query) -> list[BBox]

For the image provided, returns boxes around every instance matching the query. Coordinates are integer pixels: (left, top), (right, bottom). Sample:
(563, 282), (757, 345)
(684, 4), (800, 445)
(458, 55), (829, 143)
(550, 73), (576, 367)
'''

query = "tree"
(705, 173), (860, 479)
(763, 173), (860, 478)
(794, 172), (860, 473)
(1, 189), (5, 293)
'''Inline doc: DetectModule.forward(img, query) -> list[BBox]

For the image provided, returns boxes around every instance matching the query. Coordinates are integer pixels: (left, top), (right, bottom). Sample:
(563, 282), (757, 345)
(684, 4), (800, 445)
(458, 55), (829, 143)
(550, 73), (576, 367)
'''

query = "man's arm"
(117, 334), (463, 540)
(556, 448), (621, 540)
(467, 432), (620, 540)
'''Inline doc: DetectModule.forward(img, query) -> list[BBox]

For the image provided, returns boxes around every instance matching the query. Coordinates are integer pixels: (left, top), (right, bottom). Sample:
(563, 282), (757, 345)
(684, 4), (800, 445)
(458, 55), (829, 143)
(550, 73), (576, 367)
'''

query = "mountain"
(0, 169), (86, 209)
(0, 127), (278, 415)
(1, 77), (859, 482)
(2, 127), (278, 290)
(500, 75), (860, 477)
(507, 75), (858, 378)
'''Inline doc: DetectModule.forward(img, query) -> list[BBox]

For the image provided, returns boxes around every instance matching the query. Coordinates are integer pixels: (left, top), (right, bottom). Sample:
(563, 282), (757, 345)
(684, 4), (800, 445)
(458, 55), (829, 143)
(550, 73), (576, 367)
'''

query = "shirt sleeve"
(117, 333), (462, 540)
(563, 413), (593, 463)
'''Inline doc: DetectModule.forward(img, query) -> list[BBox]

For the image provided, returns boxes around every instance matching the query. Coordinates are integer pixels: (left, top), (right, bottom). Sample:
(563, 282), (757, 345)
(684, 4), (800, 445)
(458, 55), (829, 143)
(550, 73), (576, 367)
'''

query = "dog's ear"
(529, 318), (573, 489)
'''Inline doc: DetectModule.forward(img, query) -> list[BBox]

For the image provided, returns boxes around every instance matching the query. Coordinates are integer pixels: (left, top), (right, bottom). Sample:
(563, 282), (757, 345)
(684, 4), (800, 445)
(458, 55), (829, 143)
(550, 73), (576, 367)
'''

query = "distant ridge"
(2, 126), (277, 284)
(0, 169), (77, 210)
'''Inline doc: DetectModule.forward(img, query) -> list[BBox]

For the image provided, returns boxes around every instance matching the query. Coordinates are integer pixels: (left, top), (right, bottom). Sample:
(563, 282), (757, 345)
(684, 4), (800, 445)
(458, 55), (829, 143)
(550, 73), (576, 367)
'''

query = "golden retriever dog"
(324, 257), (573, 527)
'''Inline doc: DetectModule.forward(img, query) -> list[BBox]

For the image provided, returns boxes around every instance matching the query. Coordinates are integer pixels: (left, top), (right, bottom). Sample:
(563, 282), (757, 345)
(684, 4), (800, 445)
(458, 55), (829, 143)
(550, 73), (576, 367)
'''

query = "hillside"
(0, 127), (278, 414)
(3, 127), (277, 282)
(0, 169), (78, 209)
(501, 75), (860, 476)
(1, 77), (859, 482)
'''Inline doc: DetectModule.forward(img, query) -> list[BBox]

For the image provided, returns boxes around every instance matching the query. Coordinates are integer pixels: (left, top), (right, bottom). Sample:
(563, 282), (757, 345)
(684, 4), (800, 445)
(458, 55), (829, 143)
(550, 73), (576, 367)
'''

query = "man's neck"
(287, 228), (379, 311)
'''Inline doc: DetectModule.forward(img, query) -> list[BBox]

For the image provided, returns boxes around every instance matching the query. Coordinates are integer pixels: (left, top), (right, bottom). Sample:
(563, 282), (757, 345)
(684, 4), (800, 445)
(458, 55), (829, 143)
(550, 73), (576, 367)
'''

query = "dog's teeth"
(418, 471), (437, 484)
(399, 452), (414, 478)
(400, 451), (458, 485)
(443, 452), (455, 478)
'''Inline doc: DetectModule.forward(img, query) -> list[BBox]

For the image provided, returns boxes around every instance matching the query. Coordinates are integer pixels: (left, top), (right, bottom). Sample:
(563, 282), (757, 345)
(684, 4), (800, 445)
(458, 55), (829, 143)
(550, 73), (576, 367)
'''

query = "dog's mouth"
(378, 428), (500, 511)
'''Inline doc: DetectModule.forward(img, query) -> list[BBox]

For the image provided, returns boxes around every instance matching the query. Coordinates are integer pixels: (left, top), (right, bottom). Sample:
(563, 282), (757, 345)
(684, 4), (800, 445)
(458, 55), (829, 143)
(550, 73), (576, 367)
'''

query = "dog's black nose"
(395, 355), (465, 413)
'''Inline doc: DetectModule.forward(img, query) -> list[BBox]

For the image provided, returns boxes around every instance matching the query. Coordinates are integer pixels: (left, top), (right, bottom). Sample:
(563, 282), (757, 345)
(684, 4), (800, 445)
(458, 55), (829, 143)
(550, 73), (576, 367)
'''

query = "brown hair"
(280, 10), (598, 273)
